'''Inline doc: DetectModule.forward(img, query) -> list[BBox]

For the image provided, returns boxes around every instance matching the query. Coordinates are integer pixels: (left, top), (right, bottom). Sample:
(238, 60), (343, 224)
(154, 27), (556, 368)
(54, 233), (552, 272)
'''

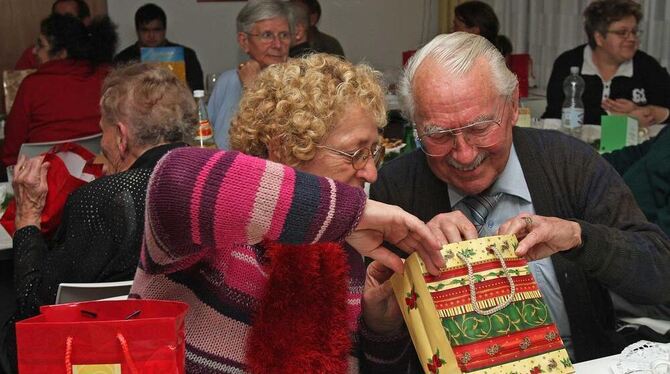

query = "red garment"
(15, 46), (38, 70)
(2, 59), (108, 166)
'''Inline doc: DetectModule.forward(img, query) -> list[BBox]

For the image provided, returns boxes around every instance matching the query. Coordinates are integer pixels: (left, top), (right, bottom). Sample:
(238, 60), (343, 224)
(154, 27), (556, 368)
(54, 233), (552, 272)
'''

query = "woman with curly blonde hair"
(226, 53), (417, 372)
(231, 53), (386, 187)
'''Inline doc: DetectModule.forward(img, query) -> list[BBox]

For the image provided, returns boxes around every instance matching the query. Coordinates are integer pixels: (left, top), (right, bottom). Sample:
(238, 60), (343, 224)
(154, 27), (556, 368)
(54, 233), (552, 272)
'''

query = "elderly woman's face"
(596, 15), (639, 64)
(239, 17), (290, 68)
(298, 104), (380, 189)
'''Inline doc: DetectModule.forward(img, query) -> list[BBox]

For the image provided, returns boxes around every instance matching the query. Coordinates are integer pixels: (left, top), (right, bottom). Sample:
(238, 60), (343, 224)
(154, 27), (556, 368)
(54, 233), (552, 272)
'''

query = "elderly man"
(362, 32), (670, 369)
(207, 1), (290, 149)
(113, 3), (204, 91)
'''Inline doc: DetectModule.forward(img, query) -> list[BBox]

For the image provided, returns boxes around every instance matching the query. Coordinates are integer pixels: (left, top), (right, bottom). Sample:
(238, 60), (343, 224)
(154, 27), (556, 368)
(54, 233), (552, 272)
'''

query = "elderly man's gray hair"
(398, 32), (518, 122)
(237, 1), (289, 33)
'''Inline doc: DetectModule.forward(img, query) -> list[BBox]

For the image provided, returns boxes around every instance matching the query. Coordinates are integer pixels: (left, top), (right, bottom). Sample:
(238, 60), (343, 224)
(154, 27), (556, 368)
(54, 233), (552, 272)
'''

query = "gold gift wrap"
(391, 235), (574, 374)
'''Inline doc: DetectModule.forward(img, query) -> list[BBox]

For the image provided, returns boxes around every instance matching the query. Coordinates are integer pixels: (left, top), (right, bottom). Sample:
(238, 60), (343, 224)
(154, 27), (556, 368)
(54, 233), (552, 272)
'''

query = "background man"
(290, 0), (344, 57)
(114, 3), (204, 91)
(363, 32), (670, 368)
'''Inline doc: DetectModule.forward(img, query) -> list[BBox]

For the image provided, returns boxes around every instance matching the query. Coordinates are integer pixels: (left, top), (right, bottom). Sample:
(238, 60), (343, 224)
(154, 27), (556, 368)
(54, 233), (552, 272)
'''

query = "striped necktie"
(459, 192), (503, 234)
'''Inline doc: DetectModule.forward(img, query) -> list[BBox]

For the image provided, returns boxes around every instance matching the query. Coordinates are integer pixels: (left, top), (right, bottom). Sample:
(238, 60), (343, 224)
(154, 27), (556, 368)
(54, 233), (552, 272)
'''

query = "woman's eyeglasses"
(606, 28), (643, 39)
(316, 143), (385, 170)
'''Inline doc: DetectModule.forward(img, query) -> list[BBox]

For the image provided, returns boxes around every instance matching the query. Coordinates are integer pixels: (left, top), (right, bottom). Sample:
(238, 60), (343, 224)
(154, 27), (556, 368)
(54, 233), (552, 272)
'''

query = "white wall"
(107, 0), (438, 78)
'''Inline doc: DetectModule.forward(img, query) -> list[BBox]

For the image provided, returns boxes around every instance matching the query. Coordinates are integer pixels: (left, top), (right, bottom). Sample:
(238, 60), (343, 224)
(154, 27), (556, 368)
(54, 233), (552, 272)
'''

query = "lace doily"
(612, 340), (670, 374)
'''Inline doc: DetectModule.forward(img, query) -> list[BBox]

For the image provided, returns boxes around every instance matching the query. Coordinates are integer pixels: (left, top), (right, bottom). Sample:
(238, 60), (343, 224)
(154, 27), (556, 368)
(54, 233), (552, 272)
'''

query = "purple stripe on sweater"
(191, 151), (228, 245)
(318, 183), (367, 242)
(303, 176), (335, 242)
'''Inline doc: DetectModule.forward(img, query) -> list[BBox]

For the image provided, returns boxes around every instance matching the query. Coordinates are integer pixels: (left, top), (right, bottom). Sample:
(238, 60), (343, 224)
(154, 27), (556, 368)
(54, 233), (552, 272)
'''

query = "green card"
(600, 115), (638, 153)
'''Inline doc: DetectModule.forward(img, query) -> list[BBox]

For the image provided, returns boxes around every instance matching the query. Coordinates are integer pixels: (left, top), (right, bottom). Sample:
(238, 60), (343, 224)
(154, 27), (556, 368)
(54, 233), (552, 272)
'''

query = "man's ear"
(509, 87), (520, 127)
(238, 32), (250, 53)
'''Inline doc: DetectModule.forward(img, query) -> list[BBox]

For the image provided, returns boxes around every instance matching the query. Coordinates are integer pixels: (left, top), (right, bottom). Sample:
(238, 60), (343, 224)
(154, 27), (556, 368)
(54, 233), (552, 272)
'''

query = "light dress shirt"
(207, 69), (243, 149)
(449, 144), (575, 359)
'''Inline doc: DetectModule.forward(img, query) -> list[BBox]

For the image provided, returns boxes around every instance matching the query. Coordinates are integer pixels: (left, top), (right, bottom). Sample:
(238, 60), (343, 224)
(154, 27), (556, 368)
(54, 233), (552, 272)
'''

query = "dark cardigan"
(369, 127), (670, 364)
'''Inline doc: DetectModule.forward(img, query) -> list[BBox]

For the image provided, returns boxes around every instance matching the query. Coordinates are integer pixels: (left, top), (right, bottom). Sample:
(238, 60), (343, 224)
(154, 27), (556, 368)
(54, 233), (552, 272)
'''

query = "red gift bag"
(16, 299), (188, 374)
(1, 142), (103, 236)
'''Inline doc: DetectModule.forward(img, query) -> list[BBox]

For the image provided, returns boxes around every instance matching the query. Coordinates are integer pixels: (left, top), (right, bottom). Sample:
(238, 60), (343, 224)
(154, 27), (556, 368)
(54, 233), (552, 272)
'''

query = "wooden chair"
(2, 69), (35, 114)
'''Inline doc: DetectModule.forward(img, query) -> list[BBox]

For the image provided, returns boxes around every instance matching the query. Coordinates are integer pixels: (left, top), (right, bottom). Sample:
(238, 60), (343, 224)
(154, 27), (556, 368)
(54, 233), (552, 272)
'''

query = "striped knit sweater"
(130, 148), (369, 373)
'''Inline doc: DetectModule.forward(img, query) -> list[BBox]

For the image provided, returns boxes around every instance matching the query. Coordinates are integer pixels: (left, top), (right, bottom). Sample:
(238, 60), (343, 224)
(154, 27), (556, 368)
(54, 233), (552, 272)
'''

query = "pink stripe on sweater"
(266, 163), (296, 240)
(213, 154), (267, 247)
(191, 151), (227, 245)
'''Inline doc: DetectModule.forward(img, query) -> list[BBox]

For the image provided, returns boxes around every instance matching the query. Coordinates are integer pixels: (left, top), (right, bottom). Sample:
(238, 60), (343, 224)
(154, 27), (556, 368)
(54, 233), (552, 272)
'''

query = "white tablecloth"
(574, 354), (618, 373)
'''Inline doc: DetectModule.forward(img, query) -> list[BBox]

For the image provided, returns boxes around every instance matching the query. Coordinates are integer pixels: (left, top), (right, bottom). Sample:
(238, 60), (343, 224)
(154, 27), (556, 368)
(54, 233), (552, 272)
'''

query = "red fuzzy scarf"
(246, 241), (352, 373)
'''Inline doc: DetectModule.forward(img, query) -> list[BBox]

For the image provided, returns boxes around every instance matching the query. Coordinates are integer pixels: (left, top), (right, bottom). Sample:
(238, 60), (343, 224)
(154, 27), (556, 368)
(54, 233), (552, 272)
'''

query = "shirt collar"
(448, 144), (532, 207)
(581, 45), (633, 81)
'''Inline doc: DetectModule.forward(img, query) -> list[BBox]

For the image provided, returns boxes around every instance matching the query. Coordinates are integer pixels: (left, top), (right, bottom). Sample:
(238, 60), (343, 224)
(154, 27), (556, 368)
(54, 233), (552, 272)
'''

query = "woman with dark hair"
(452, 0), (500, 45)
(544, 0), (670, 126)
(1, 14), (117, 167)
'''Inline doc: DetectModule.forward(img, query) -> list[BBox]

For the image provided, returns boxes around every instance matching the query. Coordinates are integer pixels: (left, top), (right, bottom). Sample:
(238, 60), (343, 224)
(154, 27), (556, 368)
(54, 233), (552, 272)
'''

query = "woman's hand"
(346, 199), (444, 276)
(12, 155), (50, 230)
(602, 98), (655, 127)
(362, 261), (404, 335)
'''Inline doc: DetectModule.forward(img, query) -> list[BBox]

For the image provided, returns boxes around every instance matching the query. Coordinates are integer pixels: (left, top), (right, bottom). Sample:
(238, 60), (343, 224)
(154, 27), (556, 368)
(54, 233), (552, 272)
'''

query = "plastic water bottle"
(193, 90), (217, 148)
(561, 66), (585, 137)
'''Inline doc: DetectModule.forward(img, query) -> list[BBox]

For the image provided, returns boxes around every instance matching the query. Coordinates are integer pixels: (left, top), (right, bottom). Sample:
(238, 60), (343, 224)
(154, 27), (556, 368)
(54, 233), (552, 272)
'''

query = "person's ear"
(238, 32), (250, 53)
(266, 134), (285, 162)
(115, 122), (130, 157)
(509, 88), (520, 127)
(594, 32), (606, 48)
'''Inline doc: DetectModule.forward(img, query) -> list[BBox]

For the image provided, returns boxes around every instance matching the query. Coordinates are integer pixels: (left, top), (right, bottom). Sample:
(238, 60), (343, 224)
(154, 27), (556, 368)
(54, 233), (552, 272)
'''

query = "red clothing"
(15, 46), (38, 70)
(2, 59), (108, 166)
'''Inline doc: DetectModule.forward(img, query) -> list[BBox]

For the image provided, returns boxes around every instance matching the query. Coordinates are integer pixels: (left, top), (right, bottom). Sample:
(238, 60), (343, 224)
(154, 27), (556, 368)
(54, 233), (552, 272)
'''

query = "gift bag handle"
(457, 245), (516, 316)
(65, 333), (139, 374)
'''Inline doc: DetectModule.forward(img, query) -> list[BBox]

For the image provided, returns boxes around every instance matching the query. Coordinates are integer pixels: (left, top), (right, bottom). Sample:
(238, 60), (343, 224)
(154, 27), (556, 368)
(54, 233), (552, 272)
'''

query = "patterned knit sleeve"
(140, 148), (367, 274)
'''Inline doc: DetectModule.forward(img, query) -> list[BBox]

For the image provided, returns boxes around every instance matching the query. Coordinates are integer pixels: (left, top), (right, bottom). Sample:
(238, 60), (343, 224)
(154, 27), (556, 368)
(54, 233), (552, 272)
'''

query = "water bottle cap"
(193, 90), (205, 98)
(570, 66), (580, 75)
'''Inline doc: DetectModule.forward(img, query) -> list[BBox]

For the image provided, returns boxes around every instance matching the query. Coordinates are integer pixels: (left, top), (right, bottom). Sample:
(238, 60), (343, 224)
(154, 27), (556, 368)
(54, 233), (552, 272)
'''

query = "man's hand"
(497, 213), (582, 260)
(427, 210), (478, 244)
(346, 200), (444, 276)
(362, 261), (404, 335)
(237, 59), (261, 89)
(12, 155), (50, 230)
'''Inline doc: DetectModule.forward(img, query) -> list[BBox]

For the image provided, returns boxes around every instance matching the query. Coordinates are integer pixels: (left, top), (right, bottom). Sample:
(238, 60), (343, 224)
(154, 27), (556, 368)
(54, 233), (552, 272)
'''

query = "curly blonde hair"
(230, 53), (386, 167)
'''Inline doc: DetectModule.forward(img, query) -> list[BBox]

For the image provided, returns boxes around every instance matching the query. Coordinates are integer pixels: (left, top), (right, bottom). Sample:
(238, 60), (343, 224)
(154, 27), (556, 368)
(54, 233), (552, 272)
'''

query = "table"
(574, 354), (618, 373)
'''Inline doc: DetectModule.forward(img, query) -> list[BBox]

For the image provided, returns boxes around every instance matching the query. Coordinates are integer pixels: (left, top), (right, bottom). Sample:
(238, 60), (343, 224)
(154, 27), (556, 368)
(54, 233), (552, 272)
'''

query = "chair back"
(55, 280), (133, 304)
(3, 69), (35, 113)
(19, 133), (102, 159)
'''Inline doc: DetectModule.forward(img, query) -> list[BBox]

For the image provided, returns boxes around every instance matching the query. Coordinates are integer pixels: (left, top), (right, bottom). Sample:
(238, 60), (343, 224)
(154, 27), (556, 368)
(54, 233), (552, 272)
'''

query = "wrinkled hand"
(12, 155), (50, 230)
(362, 261), (404, 335)
(237, 59), (261, 89)
(497, 213), (582, 261)
(427, 210), (478, 244)
(346, 200), (444, 275)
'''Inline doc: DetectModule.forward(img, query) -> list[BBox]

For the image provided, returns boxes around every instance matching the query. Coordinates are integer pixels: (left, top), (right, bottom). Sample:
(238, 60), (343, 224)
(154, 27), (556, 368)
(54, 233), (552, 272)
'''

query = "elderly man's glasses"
(316, 143), (385, 170)
(606, 28), (643, 39)
(246, 31), (291, 43)
(416, 97), (509, 157)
